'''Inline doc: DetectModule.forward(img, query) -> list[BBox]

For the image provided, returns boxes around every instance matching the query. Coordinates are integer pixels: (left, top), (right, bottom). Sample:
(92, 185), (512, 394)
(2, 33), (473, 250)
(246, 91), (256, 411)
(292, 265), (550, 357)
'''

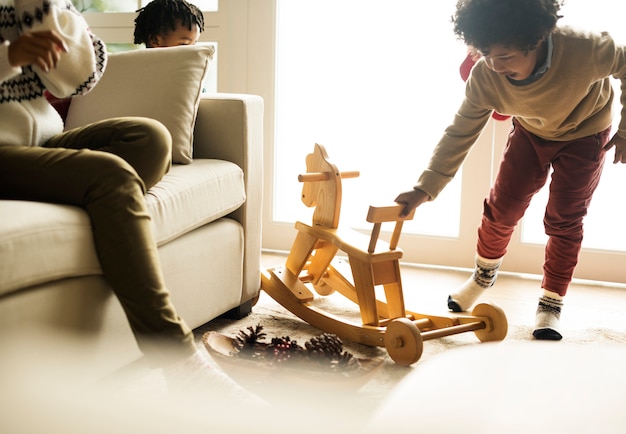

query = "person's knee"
(137, 118), (172, 165)
(543, 214), (584, 240)
(84, 151), (145, 201)
(544, 194), (587, 238)
(122, 117), (172, 188)
(483, 193), (527, 227)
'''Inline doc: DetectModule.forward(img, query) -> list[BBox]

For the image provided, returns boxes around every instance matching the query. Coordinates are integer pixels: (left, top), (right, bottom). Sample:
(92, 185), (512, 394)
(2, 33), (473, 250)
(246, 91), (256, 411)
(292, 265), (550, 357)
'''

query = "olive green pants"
(0, 117), (196, 366)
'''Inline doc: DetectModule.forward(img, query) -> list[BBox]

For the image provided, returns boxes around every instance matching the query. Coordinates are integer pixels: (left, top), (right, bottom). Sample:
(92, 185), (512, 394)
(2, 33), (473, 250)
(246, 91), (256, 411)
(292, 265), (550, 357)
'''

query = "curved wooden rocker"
(261, 144), (507, 365)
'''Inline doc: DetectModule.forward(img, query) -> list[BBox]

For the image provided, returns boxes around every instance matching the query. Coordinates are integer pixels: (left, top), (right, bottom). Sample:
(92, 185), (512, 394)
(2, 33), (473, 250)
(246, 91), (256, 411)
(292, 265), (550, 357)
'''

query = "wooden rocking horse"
(261, 144), (507, 365)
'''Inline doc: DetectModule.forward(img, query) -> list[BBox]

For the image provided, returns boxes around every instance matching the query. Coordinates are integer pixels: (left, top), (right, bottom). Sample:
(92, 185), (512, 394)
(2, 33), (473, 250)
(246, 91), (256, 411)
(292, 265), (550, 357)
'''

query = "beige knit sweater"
(416, 26), (626, 200)
(0, 0), (106, 148)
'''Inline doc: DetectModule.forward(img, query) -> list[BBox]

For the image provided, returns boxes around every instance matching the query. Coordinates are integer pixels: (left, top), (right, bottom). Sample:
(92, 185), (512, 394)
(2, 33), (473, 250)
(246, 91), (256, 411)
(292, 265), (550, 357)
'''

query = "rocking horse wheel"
(471, 303), (508, 342)
(384, 318), (423, 366)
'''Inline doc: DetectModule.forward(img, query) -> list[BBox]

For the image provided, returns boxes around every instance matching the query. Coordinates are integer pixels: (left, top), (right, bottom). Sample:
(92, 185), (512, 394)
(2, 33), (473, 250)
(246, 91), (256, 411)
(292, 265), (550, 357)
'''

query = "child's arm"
(604, 35), (626, 164)
(12, 0), (107, 98)
(394, 97), (491, 216)
(395, 189), (431, 218)
(459, 53), (510, 121)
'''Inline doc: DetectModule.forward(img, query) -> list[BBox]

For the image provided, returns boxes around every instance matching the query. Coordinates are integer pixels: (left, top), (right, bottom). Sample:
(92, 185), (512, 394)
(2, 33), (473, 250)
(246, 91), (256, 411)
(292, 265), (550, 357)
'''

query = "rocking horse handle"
(298, 171), (360, 183)
(366, 204), (416, 253)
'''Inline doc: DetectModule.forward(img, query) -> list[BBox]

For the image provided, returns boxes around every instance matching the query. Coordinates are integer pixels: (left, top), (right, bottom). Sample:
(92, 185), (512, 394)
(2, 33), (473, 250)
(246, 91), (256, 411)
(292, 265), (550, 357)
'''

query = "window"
(256, 1), (626, 283)
(274, 0), (465, 238)
(264, 0), (495, 270)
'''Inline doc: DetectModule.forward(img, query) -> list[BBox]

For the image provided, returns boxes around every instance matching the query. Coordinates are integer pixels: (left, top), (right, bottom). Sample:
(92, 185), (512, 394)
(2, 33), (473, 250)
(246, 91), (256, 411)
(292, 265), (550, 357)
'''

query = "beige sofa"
(0, 46), (263, 378)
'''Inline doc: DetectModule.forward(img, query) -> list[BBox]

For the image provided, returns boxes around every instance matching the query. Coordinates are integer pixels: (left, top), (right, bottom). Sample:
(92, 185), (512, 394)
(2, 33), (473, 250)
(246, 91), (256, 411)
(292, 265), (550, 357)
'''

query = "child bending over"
(395, 0), (626, 340)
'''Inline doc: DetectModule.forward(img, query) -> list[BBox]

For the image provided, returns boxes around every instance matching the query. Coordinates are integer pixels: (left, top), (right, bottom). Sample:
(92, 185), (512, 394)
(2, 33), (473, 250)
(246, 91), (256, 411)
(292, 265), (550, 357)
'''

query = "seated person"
(5, 0), (253, 401)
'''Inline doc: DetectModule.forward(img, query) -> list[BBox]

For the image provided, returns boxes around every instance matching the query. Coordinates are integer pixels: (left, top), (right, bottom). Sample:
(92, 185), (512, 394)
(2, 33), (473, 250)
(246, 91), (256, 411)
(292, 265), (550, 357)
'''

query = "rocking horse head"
(299, 144), (345, 229)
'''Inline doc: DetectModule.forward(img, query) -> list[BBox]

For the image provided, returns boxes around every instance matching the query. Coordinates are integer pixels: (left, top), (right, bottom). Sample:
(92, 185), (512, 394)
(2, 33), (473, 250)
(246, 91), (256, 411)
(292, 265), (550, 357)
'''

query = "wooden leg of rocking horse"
(306, 243), (339, 296)
(285, 230), (319, 276)
(349, 257), (380, 327)
(373, 260), (405, 320)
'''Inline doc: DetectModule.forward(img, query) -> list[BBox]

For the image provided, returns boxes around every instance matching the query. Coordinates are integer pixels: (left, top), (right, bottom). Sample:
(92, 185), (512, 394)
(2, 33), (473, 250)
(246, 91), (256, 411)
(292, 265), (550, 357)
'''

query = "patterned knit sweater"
(416, 26), (626, 200)
(0, 0), (106, 147)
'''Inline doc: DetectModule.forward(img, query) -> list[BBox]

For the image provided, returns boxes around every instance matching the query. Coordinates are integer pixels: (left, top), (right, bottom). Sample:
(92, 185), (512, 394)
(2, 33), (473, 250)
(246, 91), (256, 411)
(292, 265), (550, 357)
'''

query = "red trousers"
(477, 119), (610, 295)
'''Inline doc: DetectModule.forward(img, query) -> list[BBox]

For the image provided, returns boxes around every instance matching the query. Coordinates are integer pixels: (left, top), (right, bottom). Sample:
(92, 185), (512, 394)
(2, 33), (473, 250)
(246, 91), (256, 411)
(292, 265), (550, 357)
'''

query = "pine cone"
(233, 324), (267, 355)
(305, 333), (343, 357)
(268, 336), (302, 363)
(305, 333), (359, 371)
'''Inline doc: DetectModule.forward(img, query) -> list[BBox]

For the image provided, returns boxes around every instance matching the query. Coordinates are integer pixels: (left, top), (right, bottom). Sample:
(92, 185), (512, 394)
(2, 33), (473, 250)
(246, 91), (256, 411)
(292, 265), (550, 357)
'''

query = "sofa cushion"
(0, 201), (99, 297)
(64, 45), (215, 164)
(0, 159), (244, 296)
(147, 160), (245, 246)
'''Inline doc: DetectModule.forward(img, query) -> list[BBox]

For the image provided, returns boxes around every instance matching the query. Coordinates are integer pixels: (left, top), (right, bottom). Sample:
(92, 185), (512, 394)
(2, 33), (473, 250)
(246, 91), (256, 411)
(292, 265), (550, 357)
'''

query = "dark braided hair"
(134, 0), (205, 46)
(452, 0), (564, 53)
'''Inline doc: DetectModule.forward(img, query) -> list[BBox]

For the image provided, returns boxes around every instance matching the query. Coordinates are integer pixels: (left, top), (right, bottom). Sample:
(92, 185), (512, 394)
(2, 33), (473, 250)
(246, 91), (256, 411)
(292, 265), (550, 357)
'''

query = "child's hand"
(603, 133), (626, 164)
(395, 189), (431, 218)
(7, 30), (69, 73)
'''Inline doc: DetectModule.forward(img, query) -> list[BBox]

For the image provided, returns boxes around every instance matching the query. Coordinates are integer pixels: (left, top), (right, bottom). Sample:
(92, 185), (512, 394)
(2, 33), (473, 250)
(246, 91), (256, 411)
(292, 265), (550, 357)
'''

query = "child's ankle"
(533, 289), (564, 340)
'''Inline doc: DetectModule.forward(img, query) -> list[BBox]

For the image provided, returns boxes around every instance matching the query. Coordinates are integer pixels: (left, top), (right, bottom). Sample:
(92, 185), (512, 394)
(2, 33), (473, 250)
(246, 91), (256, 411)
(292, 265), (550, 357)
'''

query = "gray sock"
(533, 294), (563, 340)
(448, 255), (501, 312)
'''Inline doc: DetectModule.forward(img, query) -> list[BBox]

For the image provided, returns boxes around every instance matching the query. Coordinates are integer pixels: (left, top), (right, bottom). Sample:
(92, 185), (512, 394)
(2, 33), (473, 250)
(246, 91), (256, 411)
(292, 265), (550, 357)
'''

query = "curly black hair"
(133, 0), (205, 46)
(452, 0), (564, 53)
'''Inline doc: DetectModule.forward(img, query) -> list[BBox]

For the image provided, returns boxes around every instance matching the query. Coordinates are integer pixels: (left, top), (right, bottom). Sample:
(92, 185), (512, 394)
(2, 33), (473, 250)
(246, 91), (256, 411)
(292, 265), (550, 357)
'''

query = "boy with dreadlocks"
(134, 0), (205, 48)
(47, 0), (205, 121)
(395, 0), (626, 340)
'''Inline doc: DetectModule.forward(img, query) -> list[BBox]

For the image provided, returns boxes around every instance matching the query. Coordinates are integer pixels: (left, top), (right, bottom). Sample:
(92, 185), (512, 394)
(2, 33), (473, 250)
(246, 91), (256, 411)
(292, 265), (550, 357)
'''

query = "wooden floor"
(261, 250), (626, 332)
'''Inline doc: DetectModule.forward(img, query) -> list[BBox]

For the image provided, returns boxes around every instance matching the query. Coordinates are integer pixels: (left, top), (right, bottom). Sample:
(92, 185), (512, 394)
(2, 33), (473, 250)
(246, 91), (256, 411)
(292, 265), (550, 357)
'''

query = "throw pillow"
(64, 45), (215, 164)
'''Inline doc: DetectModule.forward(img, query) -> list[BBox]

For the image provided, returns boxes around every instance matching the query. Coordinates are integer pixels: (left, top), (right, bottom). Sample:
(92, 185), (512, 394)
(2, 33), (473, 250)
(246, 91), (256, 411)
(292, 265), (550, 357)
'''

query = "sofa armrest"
(193, 93), (264, 304)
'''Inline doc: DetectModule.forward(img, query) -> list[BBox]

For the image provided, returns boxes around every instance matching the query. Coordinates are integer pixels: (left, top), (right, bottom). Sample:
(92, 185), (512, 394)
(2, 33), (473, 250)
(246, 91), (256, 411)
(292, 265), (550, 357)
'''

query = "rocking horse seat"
(295, 221), (404, 263)
(294, 202), (415, 265)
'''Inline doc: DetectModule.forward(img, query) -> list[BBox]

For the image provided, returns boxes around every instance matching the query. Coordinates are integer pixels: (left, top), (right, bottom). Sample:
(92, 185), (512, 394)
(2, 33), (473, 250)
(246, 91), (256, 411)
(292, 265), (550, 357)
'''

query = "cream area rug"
(4, 270), (624, 434)
(195, 288), (626, 433)
(200, 289), (626, 386)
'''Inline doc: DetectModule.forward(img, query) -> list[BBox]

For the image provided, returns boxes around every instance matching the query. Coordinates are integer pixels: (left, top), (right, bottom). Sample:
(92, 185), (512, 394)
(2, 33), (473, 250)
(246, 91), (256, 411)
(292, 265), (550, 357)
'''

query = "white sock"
(533, 290), (563, 341)
(448, 254), (502, 312)
(161, 350), (265, 405)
